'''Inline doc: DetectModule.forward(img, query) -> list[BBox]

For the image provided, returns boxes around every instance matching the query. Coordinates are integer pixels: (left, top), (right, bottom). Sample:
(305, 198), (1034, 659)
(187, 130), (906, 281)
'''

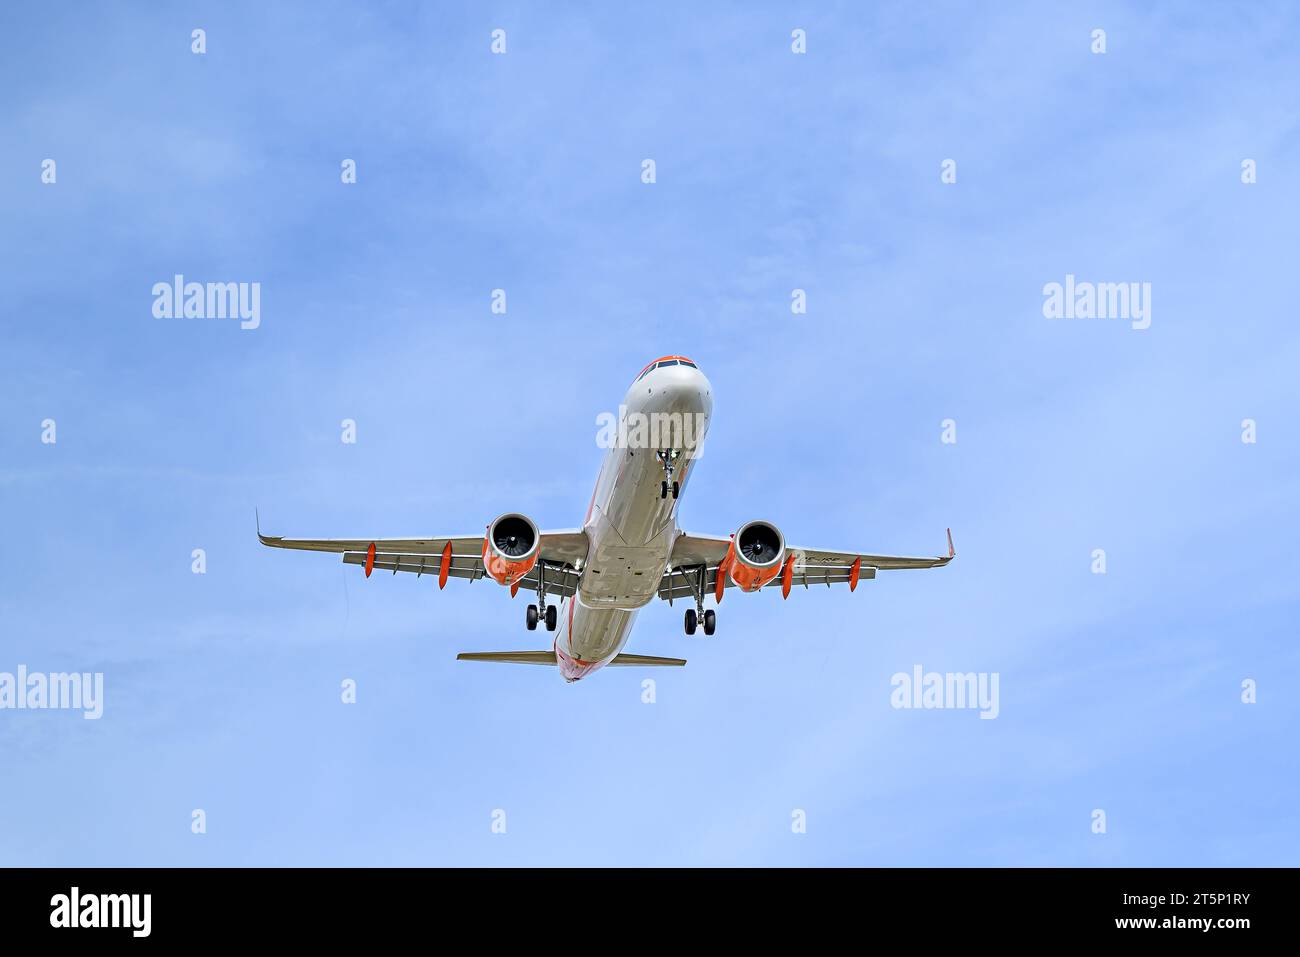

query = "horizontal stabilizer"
(456, 651), (685, 667)
(607, 653), (686, 667)
(456, 651), (558, 666)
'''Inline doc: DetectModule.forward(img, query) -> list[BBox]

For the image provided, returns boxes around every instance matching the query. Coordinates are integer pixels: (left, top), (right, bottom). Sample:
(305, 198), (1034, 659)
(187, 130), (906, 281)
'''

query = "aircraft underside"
(258, 356), (953, 682)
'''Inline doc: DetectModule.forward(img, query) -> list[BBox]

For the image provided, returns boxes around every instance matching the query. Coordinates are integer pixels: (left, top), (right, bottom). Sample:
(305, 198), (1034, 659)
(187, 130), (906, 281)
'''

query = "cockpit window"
(634, 356), (700, 384)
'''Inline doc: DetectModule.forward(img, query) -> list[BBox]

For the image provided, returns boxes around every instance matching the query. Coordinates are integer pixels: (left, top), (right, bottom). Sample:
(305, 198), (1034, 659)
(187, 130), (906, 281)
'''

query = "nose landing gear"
(656, 450), (681, 499)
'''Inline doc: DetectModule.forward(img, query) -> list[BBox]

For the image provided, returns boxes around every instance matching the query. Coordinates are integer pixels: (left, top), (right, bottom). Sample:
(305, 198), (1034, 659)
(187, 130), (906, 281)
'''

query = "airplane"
(258, 355), (954, 682)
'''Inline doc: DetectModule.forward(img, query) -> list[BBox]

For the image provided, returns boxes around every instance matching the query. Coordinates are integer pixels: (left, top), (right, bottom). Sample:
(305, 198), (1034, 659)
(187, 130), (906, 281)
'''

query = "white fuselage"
(553, 361), (712, 681)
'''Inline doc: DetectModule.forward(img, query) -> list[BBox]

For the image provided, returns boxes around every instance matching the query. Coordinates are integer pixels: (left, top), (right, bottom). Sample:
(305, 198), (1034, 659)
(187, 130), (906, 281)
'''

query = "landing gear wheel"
(545, 604), (558, 632)
(671, 481), (679, 499)
(526, 604), (539, 631)
(684, 608), (697, 635)
(703, 609), (716, 636)
(657, 450), (680, 499)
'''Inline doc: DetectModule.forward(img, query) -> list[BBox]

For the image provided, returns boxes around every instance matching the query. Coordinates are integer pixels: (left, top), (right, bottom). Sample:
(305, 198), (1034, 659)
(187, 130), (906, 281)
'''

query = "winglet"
(946, 528), (955, 559)
(255, 508), (279, 547)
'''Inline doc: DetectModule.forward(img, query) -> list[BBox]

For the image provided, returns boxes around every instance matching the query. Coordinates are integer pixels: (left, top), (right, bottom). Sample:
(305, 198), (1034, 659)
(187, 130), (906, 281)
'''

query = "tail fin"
(456, 651), (685, 667)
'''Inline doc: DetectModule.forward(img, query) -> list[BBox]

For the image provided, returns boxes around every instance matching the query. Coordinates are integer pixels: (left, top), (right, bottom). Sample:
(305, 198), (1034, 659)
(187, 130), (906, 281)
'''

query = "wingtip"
(255, 508), (277, 546)
(946, 527), (955, 559)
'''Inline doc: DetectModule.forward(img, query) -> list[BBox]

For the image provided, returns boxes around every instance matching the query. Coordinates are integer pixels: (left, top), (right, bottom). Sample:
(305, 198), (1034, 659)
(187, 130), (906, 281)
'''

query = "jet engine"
(483, 513), (540, 586)
(725, 520), (786, 592)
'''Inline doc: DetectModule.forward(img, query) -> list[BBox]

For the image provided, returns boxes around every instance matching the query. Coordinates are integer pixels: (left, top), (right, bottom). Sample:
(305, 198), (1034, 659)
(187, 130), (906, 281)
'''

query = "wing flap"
(342, 550), (488, 582)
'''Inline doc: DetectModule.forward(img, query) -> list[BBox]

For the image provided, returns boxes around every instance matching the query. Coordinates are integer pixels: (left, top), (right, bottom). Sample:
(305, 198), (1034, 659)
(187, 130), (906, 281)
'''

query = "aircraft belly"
(600, 447), (675, 546)
(579, 507), (671, 607)
(580, 453), (675, 608)
(562, 599), (637, 665)
(574, 372), (706, 612)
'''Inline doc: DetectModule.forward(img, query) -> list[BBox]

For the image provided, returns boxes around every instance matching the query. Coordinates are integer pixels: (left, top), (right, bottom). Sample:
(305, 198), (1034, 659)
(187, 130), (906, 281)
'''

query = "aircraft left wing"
(257, 516), (589, 597)
(658, 528), (954, 601)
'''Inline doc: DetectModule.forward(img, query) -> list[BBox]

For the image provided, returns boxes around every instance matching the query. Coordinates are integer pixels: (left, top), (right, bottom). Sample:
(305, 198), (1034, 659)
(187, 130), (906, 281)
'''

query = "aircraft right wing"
(658, 529), (954, 601)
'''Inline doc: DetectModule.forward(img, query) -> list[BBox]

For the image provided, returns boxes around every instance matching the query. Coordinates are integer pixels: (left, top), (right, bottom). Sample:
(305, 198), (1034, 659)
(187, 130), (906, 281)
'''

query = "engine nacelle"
(725, 520), (786, 592)
(483, 513), (540, 586)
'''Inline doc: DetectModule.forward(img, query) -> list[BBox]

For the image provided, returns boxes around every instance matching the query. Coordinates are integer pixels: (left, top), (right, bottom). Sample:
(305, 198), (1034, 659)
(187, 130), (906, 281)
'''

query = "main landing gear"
(683, 608), (716, 636)
(681, 566), (717, 636)
(526, 562), (559, 632)
(526, 603), (558, 632)
(656, 449), (681, 499)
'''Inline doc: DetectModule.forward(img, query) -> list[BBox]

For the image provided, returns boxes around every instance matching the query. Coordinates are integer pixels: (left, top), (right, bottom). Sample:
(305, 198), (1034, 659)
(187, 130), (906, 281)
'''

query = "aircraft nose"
(655, 365), (711, 416)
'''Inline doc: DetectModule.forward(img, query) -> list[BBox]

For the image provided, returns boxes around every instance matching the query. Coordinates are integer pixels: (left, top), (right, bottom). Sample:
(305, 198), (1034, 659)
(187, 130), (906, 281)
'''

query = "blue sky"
(2, 1), (1297, 866)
